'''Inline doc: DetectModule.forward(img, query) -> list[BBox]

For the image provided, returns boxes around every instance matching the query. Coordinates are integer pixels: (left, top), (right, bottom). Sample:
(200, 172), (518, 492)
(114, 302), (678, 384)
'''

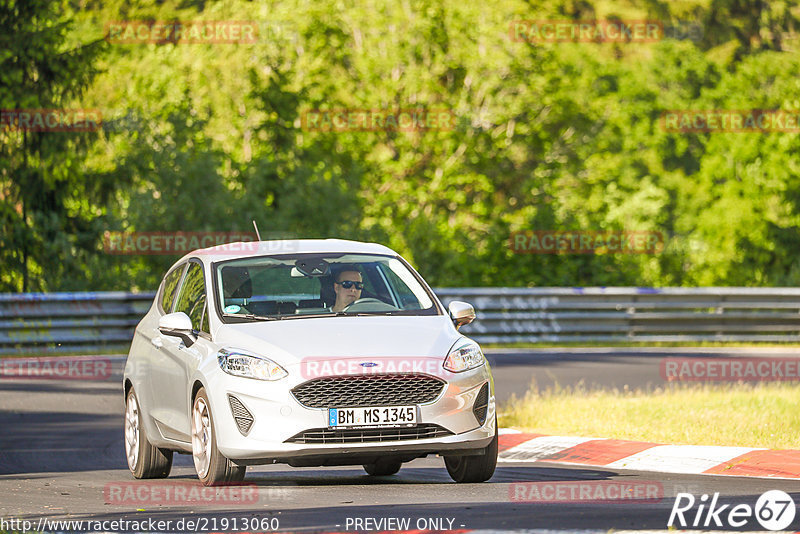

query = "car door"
(139, 262), (185, 437)
(149, 260), (207, 442)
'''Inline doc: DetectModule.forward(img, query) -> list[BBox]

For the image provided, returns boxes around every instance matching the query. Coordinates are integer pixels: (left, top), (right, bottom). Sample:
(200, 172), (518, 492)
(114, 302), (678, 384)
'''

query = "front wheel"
(444, 418), (497, 483)
(124, 387), (172, 479)
(192, 388), (246, 486)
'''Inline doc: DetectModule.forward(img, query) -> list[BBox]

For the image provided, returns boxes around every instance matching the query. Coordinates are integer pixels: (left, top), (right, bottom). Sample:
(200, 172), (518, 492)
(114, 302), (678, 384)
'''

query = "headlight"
(218, 348), (288, 381)
(443, 339), (485, 373)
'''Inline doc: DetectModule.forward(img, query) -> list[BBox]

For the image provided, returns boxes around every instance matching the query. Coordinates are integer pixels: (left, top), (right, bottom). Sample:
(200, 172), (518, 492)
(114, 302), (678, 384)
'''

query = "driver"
(331, 269), (363, 312)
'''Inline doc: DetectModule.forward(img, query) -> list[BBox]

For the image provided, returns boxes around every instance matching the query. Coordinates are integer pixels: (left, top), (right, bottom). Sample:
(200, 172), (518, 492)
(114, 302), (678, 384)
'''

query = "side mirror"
(158, 312), (197, 347)
(448, 301), (476, 330)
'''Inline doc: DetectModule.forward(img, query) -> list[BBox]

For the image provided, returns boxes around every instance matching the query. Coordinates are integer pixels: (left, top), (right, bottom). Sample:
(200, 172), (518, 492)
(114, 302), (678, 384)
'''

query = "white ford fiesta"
(123, 239), (496, 485)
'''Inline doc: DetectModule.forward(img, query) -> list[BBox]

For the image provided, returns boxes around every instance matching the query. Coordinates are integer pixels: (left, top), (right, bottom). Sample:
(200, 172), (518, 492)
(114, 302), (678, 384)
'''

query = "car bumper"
(203, 364), (496, 463)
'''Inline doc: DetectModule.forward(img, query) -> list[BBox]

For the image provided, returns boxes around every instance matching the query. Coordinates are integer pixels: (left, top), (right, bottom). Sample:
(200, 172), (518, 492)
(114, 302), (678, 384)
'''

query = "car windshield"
(214, 253), (438, 320)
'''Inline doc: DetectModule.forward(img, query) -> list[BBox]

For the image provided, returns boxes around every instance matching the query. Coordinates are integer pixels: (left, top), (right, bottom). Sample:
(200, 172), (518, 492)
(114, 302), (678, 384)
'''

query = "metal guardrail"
(437, 287), (800, 343)
(0, 292), (155, 355)
(2, 288), (800, 354)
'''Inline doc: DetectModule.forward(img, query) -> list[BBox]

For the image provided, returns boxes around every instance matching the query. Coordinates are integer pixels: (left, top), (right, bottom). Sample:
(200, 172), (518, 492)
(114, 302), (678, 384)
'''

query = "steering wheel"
(344, 298), (397, 312)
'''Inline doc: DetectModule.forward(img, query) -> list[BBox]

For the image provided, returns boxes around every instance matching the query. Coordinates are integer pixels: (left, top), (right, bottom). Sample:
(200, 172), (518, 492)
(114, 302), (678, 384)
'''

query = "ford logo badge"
(360, 362), (378, 368)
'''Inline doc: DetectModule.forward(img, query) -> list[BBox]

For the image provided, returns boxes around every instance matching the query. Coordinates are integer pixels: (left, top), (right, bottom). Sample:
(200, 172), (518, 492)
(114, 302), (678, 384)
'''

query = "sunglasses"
(336, 280), (364, 290)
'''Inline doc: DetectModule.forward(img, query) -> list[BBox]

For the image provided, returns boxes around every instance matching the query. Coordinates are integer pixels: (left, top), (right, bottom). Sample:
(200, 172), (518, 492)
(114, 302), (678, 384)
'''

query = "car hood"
(213, 315), (463, 367)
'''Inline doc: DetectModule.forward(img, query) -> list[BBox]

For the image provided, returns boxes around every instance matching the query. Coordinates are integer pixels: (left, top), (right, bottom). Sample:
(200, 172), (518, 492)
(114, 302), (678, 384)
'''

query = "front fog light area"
(218, 348), (288, 381)
(443, 340), (485, 372)
(473, 382), (489, 424)
(228, 394), (254, 435)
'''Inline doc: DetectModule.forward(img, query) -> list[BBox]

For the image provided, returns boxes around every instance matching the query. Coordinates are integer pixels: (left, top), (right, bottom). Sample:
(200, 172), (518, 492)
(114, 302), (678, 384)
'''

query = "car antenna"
(252, 220), (262, 241)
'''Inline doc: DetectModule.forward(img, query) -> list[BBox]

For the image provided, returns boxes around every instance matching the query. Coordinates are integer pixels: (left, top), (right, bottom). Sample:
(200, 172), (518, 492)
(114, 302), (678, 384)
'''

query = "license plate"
(328, 406), (417, 428)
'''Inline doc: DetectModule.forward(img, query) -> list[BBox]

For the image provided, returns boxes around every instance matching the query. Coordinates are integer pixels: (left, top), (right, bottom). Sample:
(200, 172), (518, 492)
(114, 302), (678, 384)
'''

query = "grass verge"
(498, 382), (800, 449)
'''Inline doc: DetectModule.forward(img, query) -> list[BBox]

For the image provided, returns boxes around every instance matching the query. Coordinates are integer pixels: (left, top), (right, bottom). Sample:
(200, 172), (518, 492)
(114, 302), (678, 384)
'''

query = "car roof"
(175, 238), (399, 266)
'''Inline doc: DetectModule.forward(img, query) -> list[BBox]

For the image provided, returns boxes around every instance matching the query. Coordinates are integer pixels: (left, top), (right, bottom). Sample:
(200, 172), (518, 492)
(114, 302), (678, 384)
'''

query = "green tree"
(9, 0), (800, 291)
(0, 0), (106, 291)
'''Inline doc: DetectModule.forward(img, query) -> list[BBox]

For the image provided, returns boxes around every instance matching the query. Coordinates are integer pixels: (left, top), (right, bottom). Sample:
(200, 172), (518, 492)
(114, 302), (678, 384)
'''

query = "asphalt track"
(1, 349), (799, 532)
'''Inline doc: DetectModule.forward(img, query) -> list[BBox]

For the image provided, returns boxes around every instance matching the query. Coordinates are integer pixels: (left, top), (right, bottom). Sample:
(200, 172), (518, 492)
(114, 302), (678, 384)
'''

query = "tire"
(363, 459), (402, 476)
(192, 387), (246, 486)
(125, 387), (173, 479)
(444, 417), (497, 483)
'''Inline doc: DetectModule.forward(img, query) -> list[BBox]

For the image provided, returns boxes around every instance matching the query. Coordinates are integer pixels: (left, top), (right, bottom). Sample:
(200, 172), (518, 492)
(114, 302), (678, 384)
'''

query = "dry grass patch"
(499, 381), (800, 449)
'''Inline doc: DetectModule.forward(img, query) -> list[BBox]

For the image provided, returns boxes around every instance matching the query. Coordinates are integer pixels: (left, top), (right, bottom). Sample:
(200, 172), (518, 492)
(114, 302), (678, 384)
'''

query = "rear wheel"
(192, 387), (246, 486)
(125, 387), (172, 479)
(363, 459), (402, 476)
(444, 418), (497, 483)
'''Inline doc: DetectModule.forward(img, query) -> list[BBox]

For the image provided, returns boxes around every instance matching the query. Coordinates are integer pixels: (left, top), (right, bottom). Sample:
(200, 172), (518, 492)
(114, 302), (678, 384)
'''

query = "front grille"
(291, 374), (446, 409)
(472, 382), (489, 425)
(228, 394), (254, 435)
(285, 423), (453, 444)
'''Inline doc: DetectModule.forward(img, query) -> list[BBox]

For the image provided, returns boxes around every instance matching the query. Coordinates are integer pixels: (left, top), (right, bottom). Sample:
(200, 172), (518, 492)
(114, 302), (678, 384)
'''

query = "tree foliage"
(0, 0), (106, 291)
(3, 0), (800, 291)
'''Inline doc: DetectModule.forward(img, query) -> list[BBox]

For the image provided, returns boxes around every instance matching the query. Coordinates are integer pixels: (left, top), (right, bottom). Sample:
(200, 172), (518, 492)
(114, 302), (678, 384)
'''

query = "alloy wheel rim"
(192, 397), (211, 478)
(124, 392), (140, 470)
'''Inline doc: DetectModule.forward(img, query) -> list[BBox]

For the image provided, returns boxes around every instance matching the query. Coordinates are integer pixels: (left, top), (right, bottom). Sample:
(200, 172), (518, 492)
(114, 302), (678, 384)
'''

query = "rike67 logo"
(668, 490), (796, 530)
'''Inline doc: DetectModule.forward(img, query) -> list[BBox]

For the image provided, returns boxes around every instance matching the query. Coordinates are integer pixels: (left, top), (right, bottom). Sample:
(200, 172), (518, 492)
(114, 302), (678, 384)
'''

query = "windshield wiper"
(277, 312), (387, 320)
(228, 311), (393, 321)
(225, 313), (279, 321)
(277, 312), (346, 320)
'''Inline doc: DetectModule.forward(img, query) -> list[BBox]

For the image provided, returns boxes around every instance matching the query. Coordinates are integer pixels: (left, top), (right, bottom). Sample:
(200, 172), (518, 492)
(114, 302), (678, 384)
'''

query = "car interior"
(219, 262), (399, 316)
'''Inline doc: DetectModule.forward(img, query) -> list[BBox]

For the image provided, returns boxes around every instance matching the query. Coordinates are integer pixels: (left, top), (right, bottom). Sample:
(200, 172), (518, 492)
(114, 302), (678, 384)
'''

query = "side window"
(174, 262), (206, 330)
(200, 300), (210, 333)
(160, 265), (185, 313)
